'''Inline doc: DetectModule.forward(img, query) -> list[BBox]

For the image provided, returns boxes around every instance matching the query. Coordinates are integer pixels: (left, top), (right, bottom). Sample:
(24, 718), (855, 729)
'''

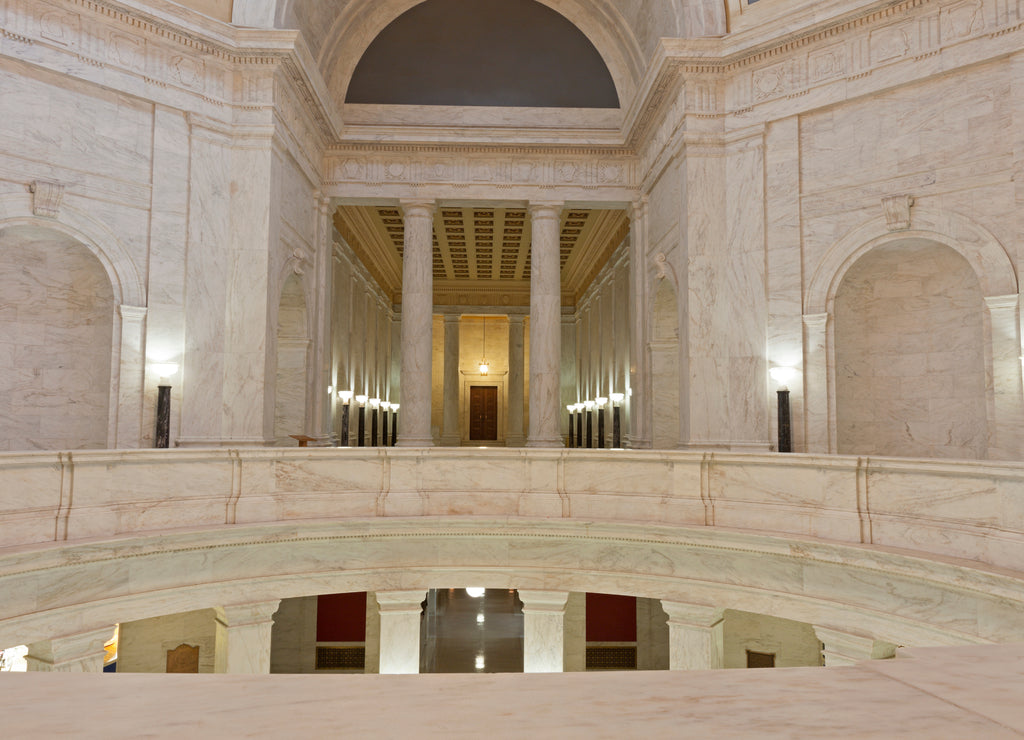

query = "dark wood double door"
(469, 386), (498, 441)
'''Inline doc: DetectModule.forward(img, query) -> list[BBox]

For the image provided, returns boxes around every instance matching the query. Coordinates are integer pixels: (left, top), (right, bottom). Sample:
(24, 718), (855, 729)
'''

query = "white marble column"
(397, 199), (436, 447)
(984, 295), (1024, 459)
(813, 626), (896, 667)
(507, 315), (526, 447)
(519, 589), (569, 673)
(803, 313), (831, 454)
(219, 600), (280, 674)
(26, 626), (111, 672)
(628, 198), (652, 448)
(376, 590), (426, 674)
(661, 602), (724, 671)
(527, 202), (564, 448)
(441, 314), (461, 446)
(116, 305), (147, 448)
(309, 195), (335, 444)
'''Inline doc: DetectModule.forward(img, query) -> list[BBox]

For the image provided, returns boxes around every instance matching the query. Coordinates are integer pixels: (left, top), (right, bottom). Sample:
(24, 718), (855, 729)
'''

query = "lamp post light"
(610, 392), (625, 448)
(566, 404), (576, 448)
(390, 404), (399, 446)
(595, 397), (608, 449)
(338, 390), (353, 447)
(574, 403), (584, 449)
(769, 367), (797, 453)
(381, 401), (390, 446)
(356, 394), (368, 447)
(370, 398), (380, 446)
(151, 363), (178, 449)
(584, 400), (595, 448)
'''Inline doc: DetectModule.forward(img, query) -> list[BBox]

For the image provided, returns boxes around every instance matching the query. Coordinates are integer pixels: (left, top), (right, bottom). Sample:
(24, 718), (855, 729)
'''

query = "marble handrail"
(0, 448), (1021, 572)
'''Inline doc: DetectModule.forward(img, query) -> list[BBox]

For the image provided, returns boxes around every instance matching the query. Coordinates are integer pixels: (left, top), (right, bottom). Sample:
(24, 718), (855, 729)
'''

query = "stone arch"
(803, 205), (1020, 457)
(0, 519), (1013, 652)
(833, 239), (988, 459)
(272, 272), (311, 445)
(316, 0), (645, 112)
(0, 194), (144, 308)
(0, 224), (115, 450)
(805, 206), (1016, 316)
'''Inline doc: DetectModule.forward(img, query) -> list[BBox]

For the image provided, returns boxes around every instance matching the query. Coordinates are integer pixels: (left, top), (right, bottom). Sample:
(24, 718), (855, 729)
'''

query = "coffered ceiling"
(333, 206), (630, 308)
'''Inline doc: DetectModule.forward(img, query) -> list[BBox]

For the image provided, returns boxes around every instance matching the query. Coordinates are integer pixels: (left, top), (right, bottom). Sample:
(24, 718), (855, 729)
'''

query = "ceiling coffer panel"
(333, 206), (629, 307)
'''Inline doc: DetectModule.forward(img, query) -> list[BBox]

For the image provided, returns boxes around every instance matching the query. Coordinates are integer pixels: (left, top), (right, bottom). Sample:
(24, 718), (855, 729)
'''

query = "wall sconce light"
(584, 400), (596, 448)
(390, 404), (399, 446)
(595, 397), (608, 449)
(338, 390), (353, 447)
(356, 394), (368, 447)
(769, 367), (796, 453)
(150, 362), (179, 448)
(567, 404), (576, 448)
(327, 385), (334, 396)
(370, 398), (381, 446)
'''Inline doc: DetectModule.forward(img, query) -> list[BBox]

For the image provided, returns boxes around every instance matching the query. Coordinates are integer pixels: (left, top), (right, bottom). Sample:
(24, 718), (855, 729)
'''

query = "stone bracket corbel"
(29, 180), (65, 218)
(882, 194), (914, 231)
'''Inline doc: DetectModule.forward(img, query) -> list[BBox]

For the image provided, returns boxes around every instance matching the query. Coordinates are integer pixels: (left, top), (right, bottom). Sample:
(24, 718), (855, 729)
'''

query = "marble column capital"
(802, 312), (829, 330)
(529, 201), (564, 220)
(661, 601), (725, 628)
(399, 199), (436, 218)
(518, 590), (570, 614)
(219, 600), (281, 627)
(813, 625), (896, 665)
(375, 590), (427, 614)
(118, 305), (148, 322)
(443, 313), (461, 324)
(508, 314), (525, 325)
(984, 293), (1019, 311)
(26, 626), (111, 672)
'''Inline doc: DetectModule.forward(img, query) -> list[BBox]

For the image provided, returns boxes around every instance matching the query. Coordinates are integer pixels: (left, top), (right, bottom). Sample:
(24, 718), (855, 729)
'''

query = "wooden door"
(469, 386), (498, 441)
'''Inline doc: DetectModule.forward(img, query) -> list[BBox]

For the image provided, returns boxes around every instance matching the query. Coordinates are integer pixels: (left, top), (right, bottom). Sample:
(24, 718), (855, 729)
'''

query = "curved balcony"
(1, 448), (1022, 652)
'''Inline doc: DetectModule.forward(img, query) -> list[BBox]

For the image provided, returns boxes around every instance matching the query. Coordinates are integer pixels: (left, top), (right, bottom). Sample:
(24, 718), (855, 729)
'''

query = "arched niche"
(803, 205), (1021, 457)
(0, 224), (115, 450)
(833, 239), (987, 459)
(650, 278), (680, 449)
(273, 273), (310, 445)
(316, 0), (645, 113)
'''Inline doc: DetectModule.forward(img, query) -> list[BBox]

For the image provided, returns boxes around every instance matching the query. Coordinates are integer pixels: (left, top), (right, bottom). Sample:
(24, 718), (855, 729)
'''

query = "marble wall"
(118, 609), (224, 673)
(273, 274), (310, 445)
(834, 241), (988, 458)
(722, 609), (822, 670)
(0, 226), (114, 451)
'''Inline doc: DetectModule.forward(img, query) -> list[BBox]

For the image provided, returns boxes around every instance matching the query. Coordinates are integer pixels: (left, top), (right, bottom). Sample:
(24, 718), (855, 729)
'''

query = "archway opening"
(834, 238), (987, 458)
(0, 224), (114, 450)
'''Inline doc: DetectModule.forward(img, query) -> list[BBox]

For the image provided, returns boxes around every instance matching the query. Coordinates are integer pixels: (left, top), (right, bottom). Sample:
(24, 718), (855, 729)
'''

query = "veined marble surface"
(0, 643), (1022, 738)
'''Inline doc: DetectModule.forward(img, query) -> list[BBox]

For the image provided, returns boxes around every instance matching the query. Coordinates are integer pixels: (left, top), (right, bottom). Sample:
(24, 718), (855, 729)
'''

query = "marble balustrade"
(1, 449), (1023, 571)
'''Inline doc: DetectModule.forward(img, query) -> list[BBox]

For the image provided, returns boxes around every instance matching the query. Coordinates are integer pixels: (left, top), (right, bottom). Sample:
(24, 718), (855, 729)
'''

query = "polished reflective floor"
(421, 588), (524, 673)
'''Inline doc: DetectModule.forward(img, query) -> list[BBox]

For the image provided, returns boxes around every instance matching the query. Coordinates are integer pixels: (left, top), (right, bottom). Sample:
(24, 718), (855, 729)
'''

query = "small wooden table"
(289, 435), (317, 447)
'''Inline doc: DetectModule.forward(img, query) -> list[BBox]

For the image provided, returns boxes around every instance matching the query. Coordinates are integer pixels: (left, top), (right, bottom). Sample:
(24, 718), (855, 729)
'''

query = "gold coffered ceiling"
(333, 206), (630, 308)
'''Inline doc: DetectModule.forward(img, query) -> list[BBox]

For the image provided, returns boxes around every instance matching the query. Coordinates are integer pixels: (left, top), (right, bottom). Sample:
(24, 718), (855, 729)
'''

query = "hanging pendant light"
(478, 316), (489, 375)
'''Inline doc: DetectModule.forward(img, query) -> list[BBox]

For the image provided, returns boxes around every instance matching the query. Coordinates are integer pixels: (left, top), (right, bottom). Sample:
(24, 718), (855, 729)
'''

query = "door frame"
(461, 377), (506, 446)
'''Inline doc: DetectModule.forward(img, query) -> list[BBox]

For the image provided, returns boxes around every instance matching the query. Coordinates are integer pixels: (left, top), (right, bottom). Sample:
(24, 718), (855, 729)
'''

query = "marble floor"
(421, 588), (524, 673)
(2, 644), (1022, 738)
